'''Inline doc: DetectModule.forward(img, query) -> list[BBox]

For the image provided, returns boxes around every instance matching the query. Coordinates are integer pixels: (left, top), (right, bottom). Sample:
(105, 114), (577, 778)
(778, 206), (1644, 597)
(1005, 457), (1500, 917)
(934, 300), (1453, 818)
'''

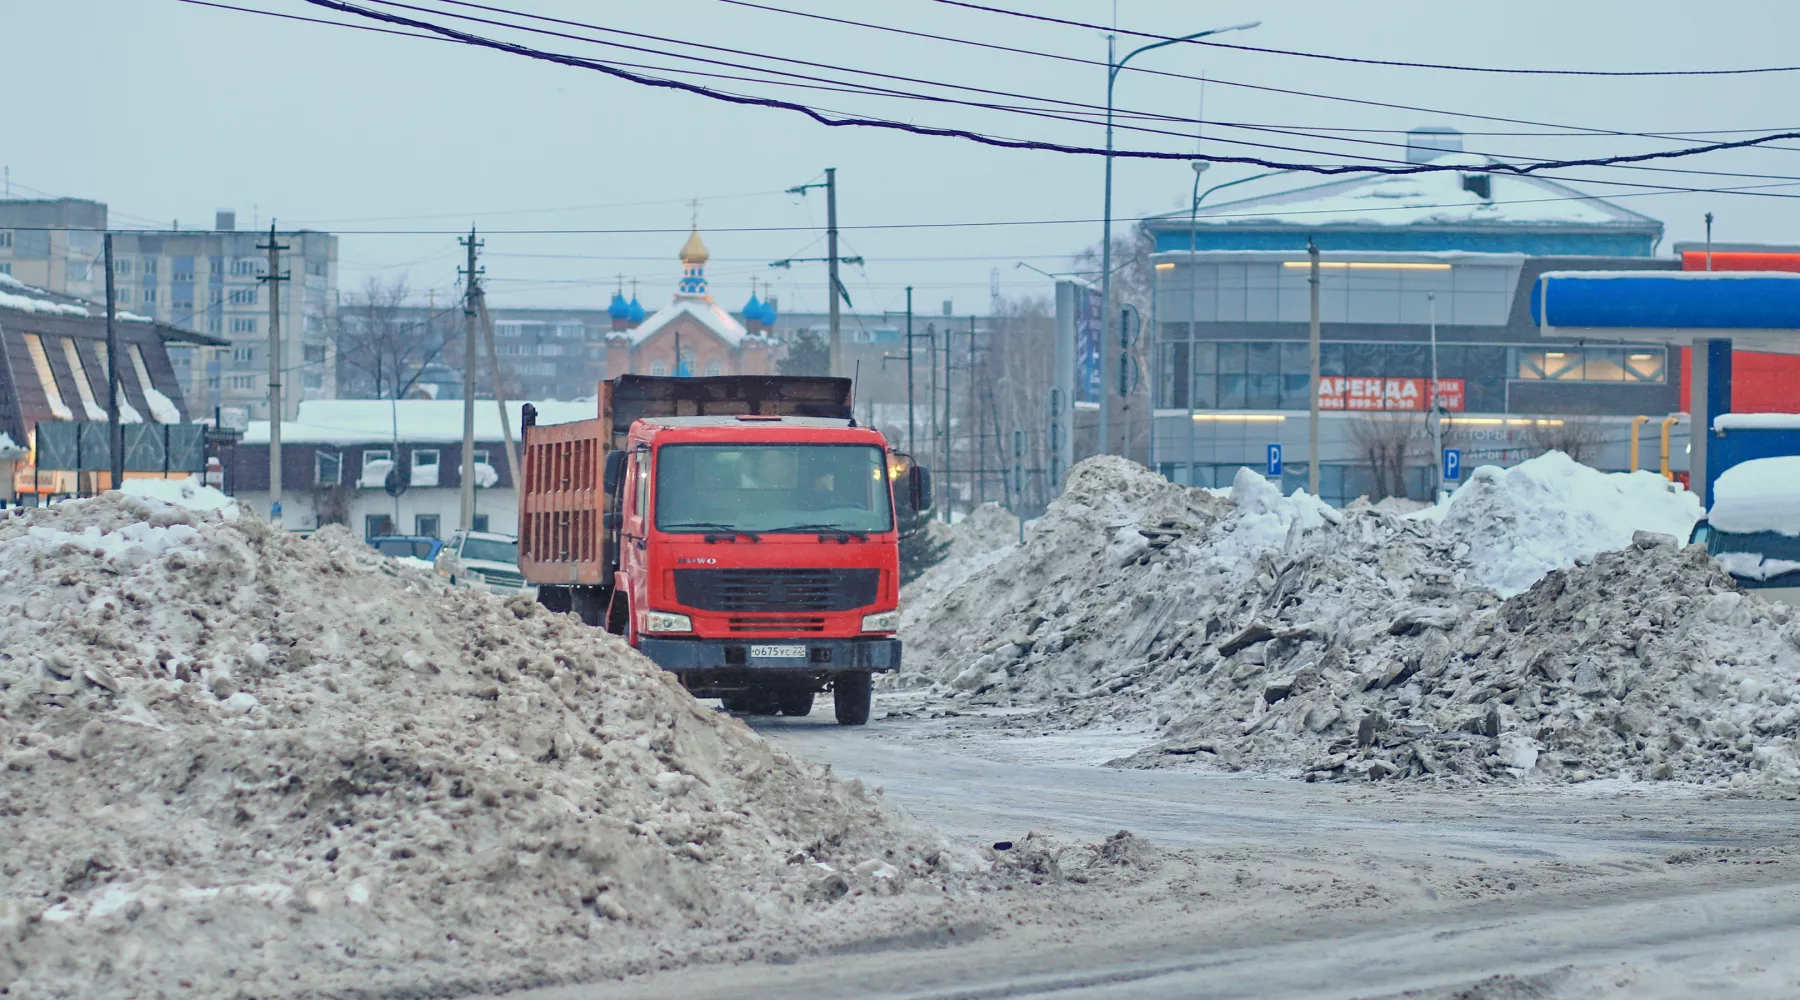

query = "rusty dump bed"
(518, 375), (853, 586)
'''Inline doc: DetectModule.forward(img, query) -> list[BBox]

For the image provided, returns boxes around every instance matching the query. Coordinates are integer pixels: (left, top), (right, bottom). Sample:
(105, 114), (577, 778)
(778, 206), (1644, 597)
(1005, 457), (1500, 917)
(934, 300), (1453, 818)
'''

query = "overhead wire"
(929, 0), (1800, 77)
(278, 0), (1800, 176)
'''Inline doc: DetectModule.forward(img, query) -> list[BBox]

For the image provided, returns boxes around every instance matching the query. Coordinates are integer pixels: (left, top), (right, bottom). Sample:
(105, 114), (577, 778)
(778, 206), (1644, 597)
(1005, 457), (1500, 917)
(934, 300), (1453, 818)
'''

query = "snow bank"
(1440, 452), (1702, 596)
(0, 495), (1060, 998)
(902, 455), (1797, 792)
(115, 476), (238, 516)
(1710, 457), (1800, 536)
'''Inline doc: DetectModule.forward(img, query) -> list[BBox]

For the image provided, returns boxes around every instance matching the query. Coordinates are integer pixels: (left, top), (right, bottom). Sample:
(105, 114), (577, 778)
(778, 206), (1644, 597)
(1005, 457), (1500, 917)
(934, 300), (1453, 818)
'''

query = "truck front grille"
(727, 616), (827, 633)
(675, 568), (878, 612)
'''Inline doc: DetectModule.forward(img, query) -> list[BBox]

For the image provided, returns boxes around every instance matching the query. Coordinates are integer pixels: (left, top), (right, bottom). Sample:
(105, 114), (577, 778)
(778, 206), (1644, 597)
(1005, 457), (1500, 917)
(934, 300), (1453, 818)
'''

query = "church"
(603, 226), (776, 378)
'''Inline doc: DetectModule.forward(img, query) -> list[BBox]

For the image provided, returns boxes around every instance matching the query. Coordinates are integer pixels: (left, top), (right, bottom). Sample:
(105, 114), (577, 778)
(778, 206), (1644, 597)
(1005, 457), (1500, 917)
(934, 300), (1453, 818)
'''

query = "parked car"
(437, 530), (530, 596)
(1689, 456), (1800, 606)
(366, 535), (445, 573)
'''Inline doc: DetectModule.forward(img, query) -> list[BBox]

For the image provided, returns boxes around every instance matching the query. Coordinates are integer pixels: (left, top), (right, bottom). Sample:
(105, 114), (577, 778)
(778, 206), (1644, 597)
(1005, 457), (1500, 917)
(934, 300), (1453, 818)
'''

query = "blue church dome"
(627, 297), (646, 323)
(758, 299), (778, 327)
(607, 291), (631, 320)
(741, 293), (764, 321)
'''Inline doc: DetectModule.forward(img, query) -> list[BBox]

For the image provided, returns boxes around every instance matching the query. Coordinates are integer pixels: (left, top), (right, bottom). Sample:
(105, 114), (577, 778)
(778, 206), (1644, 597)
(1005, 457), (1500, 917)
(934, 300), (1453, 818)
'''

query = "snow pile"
(1123, 533), (1800, 793)
(0, 495), (1051, 998)
(897, 503), (1020, 637)
(0, 433), (24, 455)
(114, 476), (238, 515)
(1438, 452), (1702, 596)
(1709, 457), (1800, 536)
(903, 455), (1798, 792)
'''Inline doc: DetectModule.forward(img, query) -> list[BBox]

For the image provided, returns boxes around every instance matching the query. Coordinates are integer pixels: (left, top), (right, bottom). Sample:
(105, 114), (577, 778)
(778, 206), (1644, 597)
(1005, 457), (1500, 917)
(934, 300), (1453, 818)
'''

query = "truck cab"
(1690, 456), (1800, 606)
(519, 375), (930, 725)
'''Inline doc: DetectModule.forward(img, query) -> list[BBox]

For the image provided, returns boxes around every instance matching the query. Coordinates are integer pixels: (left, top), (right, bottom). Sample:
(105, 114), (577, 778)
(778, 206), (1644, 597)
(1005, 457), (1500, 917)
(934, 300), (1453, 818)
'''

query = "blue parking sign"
(1443, 448), (1462, 480)
(1266, 443), (1283, 478)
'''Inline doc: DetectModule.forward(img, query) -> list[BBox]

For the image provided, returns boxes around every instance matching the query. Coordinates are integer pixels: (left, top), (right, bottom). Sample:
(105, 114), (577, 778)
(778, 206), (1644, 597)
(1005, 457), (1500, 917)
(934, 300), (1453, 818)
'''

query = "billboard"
(1073, 284), (1102, 404)
(1317, 377), (1465, 412)
(34, 421), (208, 472)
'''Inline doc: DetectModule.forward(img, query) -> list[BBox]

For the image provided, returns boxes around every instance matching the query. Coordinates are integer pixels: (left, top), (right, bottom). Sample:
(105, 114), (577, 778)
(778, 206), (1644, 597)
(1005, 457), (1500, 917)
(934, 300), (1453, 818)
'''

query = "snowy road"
(511, 711), (1800, 1000)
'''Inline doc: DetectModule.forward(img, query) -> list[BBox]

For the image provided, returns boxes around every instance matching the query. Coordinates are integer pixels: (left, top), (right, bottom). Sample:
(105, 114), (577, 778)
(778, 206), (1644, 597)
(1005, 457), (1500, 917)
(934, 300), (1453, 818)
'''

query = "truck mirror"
(603, 450), (626, 495)
(911, 466), (933, 512)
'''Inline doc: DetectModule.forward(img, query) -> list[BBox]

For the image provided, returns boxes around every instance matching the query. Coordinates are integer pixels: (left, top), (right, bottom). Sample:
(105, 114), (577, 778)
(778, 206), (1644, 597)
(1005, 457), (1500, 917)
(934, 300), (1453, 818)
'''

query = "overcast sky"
(11, 0), (1800, 316)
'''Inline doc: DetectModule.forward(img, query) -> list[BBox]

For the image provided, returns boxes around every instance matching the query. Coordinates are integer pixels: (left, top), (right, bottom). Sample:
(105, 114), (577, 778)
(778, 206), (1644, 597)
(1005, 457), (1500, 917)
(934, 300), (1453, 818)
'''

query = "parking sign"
(1443, 448), (1462, 480)
(1266, 443), (1283, 478)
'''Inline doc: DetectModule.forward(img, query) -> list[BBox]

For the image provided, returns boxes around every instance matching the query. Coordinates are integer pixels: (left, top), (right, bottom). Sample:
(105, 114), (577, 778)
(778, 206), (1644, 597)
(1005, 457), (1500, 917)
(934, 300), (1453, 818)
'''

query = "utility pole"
(969, 316), (980, 504)
(777, 170), (861, 379)
(459, 226), (484, 533)
(258, 223), (289, 524)
(943, 325), (954, 523)
(104, 233), (123, 490)
(905, 287), (915, 456)
(1705, 212), (1715, 271)
(928, 322), (939, 497)
(1307, 238), (1321, 497)
(1428, 293), (1444, 502)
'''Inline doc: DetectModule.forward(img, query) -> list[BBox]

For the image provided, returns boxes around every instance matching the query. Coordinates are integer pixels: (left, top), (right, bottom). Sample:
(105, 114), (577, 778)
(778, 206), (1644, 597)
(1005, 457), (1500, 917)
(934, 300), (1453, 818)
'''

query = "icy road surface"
(510, 707), (1800, 1000)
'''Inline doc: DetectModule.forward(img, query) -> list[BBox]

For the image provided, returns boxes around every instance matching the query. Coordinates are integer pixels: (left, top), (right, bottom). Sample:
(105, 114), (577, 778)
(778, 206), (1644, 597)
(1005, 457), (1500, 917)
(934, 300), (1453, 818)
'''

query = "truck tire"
(777, 689), (814, 717)
(833, 671), (872, 726)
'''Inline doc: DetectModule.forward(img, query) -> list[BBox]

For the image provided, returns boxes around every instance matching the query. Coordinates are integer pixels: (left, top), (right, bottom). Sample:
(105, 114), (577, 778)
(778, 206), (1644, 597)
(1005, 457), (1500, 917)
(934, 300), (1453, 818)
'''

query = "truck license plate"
(751, 644), (807, 659)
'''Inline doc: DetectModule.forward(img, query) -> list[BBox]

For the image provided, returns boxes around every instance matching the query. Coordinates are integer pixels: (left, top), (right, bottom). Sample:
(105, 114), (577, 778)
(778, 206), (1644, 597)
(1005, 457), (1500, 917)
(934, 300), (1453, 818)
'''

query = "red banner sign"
(1317, 377), (1465, 412)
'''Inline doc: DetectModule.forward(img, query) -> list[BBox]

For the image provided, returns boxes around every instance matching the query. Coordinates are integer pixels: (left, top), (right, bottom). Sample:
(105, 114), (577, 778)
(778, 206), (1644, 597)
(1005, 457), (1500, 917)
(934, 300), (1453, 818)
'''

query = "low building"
(601, 228), (773, 378)
(0, 271), (223, 497)
(233, 398), (596, 535)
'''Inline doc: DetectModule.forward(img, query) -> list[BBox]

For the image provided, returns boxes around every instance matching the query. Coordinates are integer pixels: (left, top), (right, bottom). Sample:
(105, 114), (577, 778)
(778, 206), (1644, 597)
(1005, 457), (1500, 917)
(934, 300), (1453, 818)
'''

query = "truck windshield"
(461, 537), (518, 564)
(656, 444), (893, 534)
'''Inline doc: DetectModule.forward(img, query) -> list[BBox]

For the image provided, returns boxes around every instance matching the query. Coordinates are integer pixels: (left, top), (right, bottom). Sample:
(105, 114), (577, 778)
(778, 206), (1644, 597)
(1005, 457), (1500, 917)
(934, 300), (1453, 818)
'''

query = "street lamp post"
(1098, 19), (1258, 457)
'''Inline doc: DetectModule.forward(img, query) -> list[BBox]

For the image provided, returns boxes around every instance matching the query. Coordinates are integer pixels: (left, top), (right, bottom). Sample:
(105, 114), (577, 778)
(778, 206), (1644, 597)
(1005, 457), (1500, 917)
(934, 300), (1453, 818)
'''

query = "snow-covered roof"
(616, 296), (748, 347)
(1710, 457), (1800, 536)
(1715, 413), (1800, 431)
(1146, 156), (1663, 232)
(0, 271), (153, 321)
(243, 398), (600, 445)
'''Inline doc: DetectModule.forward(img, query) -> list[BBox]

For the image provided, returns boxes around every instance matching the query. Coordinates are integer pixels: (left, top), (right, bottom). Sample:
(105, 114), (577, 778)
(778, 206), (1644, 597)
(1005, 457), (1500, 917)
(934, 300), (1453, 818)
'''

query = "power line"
(275, 0), (1800, 179)
(930, 0), (1800, 77)
(708, 0), (1800, 145)
(345, 0), (1800, 188)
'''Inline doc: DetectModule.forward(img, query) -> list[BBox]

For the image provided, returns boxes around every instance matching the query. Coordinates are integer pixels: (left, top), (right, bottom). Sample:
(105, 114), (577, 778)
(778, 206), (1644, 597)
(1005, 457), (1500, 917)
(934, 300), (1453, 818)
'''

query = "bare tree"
(980, 296), (1056, 513)
(335, 278), (460, 399)
(1072, 229), (1157, 462)
(1350, 413), (1428, 501)
(1524, 416), (1607, 464)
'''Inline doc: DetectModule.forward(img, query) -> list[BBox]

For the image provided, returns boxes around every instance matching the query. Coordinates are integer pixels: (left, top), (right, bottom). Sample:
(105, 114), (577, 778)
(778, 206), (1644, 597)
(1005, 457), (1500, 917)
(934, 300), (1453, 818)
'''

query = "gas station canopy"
(1529, 271), (1800, 354)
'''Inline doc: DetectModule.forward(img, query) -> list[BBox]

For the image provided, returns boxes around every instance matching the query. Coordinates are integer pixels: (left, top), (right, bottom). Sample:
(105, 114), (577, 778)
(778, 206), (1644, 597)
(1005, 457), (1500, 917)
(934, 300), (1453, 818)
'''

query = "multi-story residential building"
(0, 200), (338, 421)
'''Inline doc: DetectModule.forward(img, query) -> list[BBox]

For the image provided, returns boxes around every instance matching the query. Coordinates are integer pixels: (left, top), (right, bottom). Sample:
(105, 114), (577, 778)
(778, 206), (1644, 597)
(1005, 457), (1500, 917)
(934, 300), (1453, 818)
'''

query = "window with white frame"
(315, 451), (342, 485)
(231, 347), (254, 363)
(705, 359), (723, 377)
(231, 259), (258, 276)
(230, 317), (257, 334)
(649, 360), (668, 376)
(227, 375), (255, 390)
(0, 231), (12, 249)
(410, 448), (440, 487)
(228, 288), (257, 305)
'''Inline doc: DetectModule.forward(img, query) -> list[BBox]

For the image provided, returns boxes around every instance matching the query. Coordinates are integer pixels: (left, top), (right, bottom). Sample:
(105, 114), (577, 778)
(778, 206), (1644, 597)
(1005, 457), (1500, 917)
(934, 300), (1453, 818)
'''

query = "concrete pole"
(104, 233), (123, 490)
(459, 226), (481, 532)
(1097, 34), (1116, 458)
(258, 223), (288, 524)
(826, 167), (841, 379)
(1307, 239), (1321, 497)
(905, 286), (915, 456)
(1429, 293), (1443, 501)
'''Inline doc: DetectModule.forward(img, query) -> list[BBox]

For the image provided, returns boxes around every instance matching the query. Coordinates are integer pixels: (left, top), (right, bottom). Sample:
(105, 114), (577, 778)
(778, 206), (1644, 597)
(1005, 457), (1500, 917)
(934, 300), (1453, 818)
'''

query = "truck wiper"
(661, 522), (761, 541)
(772, 523), (869, 541)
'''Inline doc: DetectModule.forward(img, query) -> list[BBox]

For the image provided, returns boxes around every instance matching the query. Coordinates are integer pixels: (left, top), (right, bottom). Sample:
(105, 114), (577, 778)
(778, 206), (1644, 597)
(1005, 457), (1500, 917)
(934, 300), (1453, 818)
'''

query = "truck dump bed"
(518, 375), (854, 586)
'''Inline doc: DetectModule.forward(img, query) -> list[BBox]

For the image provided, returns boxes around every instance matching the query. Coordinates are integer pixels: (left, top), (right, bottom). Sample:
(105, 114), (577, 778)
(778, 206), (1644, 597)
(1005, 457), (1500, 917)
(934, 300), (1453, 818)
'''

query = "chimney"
(215, 209), (237, 232)
(1405, 126), (1463, 164)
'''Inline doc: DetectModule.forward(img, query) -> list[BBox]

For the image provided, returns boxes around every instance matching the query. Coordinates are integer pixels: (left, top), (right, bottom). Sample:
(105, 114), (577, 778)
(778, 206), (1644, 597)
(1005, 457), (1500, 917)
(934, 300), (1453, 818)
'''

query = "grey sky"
(11, 0), (1800, 315)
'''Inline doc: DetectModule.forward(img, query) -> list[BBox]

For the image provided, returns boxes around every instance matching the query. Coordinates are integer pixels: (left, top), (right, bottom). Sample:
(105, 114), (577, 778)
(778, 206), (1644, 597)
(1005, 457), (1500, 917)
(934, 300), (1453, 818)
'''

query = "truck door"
(618, 446), (652, 633)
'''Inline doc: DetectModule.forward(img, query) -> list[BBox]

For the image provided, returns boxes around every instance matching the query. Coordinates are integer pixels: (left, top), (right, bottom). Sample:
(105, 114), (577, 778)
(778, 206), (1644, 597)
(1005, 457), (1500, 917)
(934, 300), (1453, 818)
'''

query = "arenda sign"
(1317, 377), (1464, 412)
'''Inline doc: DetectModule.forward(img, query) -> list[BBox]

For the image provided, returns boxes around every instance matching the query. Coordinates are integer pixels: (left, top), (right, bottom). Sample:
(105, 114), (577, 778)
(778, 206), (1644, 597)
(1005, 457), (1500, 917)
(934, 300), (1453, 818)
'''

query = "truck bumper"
(636, 636), (900, 673)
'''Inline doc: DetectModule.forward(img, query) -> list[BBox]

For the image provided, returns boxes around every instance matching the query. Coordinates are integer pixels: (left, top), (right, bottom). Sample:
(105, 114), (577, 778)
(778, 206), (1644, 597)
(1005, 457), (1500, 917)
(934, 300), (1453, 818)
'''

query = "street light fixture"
(1098, 19), (1259, 457)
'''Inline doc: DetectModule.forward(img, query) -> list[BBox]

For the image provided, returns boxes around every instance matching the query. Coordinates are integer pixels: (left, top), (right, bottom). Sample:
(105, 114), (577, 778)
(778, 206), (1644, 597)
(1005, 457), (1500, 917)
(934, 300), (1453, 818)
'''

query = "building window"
(472, 514), (490, 532)
(0, 263), (9, 276)
(316, 451), (342, 485)
(142, 288), (157, 304)
(410, 449), (440, 487)
(232, 347), (255, 363)
(303, 344), (326, 363)
(306, 260), (328, 278)
(231, 317), (257, 334)
(705, 359), (723, 377)
(415, 514), (440, 538)
(142, 258), (157, 276)
(0, 230), (11, 249)
(229, 288), (257, 305)
(228, 375), (255, 390)
(650, 360), (668, 376)
(365, 514), (395, 538)
(231, 259), (258, 276)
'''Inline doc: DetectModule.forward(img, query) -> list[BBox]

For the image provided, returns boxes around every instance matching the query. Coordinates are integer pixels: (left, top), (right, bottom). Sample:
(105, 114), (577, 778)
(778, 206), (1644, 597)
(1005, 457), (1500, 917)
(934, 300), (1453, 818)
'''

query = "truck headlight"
(860, 610), (901, 632)
(644, 611), (693, 633)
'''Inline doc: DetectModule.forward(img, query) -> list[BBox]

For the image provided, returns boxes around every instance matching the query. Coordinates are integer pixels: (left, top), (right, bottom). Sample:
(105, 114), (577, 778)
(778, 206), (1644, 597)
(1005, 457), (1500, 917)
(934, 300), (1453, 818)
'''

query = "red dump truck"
(518, 375), (931, 724)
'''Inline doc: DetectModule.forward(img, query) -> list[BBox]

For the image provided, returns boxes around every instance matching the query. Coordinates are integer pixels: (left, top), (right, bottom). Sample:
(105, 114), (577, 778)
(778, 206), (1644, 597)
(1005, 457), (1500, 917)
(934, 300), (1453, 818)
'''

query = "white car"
(437, 530), (531, 596)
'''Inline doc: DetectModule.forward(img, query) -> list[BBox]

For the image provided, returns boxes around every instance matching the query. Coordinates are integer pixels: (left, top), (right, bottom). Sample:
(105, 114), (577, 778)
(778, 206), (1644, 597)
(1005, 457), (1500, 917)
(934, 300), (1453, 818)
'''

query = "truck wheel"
(833, 672), (872, 726)
(777, 689), (814, 717)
